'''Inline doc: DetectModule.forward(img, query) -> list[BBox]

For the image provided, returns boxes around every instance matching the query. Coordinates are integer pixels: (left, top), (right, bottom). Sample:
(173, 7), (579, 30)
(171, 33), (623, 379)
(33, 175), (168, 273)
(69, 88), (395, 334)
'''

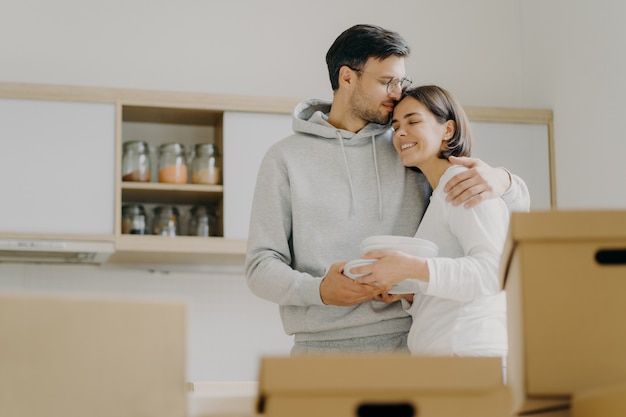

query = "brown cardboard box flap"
(257, 355), (510, 416)
(500, 210), (626, 288)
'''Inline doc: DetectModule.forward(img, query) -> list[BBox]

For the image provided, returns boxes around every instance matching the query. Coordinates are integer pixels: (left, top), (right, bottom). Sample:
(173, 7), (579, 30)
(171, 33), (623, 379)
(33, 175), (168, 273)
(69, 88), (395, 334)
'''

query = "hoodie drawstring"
(336, 132), (383, 220)
(370, 136), (383, 220)
(337, 131), (357, 216)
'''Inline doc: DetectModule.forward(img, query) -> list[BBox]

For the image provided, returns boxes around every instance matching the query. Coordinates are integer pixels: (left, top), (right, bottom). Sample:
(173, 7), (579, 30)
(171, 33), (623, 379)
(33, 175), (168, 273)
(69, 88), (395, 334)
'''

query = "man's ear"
(338, 65), (357, 90)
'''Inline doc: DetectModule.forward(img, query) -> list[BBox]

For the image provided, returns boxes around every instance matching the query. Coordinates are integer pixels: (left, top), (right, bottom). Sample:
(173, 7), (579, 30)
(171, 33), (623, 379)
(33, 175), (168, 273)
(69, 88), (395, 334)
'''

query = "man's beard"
(350, 88), (392, 125)
(355, 107), (391, 125)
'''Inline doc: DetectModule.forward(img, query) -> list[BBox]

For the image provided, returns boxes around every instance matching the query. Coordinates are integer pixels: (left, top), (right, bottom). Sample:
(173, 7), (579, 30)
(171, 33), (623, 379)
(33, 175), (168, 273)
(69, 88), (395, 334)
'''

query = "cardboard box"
(257, 355), (512, 417)
(520, 406), (571, 417)
(0, 292), (187, 417)
(501, 210), (626, 413)
(571, 383), (626, 417)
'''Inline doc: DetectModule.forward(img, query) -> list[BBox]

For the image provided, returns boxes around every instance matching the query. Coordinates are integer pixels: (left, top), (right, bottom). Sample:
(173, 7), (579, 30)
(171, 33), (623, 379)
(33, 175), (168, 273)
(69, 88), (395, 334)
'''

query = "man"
(245, 24), (529, 353)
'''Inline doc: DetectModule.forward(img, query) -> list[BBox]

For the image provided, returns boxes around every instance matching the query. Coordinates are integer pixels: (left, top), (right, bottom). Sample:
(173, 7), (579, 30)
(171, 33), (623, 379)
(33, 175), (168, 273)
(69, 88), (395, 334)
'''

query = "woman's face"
(391, 96), (450, 168)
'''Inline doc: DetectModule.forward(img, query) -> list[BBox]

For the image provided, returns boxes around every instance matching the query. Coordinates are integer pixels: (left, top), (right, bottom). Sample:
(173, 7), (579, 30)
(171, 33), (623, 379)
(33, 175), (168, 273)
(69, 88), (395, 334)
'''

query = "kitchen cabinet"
(0, 82), (298, 268)
(0, 97), (115, 235)
(109, 94), (298, 267)
(464, 106), (555, 209)
(112, 104), (232, 266)
(471, 121), (552, 210)
(222, 111), (292, 240)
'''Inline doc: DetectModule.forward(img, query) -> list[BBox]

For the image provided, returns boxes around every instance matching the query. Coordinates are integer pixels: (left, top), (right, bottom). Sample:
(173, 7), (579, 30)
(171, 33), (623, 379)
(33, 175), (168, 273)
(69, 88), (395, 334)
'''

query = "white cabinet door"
(471, 122), (552, 210)
(0, 98), (115, 234)
(222, 111), (292, 239)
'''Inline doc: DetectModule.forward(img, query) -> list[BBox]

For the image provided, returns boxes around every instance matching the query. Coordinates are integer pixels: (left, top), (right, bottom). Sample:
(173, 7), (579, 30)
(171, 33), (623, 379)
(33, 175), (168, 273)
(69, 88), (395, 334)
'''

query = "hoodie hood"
(292, 98), (392, 218)
(292, 98), (391, 141)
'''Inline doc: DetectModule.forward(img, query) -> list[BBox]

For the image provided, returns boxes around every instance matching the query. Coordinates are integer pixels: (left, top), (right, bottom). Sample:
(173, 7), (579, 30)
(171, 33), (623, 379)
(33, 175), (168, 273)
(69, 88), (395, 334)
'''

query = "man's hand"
(444, 156), (512, 209)
(374, 292), (406, 304)
(320, 262), (384, 306)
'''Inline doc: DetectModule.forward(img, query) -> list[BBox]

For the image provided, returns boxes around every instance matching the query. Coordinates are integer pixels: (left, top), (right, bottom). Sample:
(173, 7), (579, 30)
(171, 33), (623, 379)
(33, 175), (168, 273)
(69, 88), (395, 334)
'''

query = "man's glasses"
(350, 68), (413, 94)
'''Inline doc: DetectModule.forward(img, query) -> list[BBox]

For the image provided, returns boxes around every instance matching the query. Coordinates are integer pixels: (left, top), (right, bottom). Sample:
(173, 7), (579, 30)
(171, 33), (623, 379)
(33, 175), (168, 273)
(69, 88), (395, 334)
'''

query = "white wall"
(1, 0), (624, 382)
(0, 263), (292, 381)
(0, 0), (524, 104)
(521, 0), (626, 209)
(4, 1), (623, 209)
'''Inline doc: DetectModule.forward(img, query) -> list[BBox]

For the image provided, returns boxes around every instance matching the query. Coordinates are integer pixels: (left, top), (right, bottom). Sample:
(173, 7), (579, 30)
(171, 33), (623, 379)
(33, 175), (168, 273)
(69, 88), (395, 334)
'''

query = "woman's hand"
(353, 250), (429, 292)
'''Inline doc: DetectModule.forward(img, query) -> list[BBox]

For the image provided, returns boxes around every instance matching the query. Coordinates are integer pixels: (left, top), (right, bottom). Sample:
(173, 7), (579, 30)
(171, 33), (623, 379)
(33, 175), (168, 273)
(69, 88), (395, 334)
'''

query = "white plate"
(361, 243), (439, 258)
(361, 235), (436, 247)
(344, 261), (421, 294)
(360, 236), (439, 252)
(360, 236), (438, 257)
(361, 235), (421, 245)
(356, 235), (438, 294)
(344, 259), (423, 295)
(343, 258), (376, 279)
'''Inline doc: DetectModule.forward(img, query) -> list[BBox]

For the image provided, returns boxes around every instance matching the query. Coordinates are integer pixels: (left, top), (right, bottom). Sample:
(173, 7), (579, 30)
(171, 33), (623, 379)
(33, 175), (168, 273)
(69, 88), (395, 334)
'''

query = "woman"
(353, 85), (509, 358)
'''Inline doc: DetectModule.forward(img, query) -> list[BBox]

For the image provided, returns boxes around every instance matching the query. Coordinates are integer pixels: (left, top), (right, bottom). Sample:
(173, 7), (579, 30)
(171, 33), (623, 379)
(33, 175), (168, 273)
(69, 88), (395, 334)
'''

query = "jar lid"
(159, 143), (186, 154)
(123, 141), (149, 153)
(153, 205), (180, 216)
(190, 205), (215, 217)
(122, 204), (146, 215)
(193, 143), (219, 156)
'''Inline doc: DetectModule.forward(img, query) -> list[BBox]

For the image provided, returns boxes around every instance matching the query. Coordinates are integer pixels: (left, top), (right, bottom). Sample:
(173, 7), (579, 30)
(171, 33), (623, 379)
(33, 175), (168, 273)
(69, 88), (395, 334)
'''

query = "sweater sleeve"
(424, 198), (509, 302)
(501, 170), (531, 213)
(244, 147), (325, 307)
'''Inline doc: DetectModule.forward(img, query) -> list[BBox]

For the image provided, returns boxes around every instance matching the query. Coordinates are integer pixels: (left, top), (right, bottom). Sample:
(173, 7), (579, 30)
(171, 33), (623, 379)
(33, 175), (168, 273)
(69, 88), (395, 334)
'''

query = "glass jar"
(188, 205), (216, 237)
(152, 205), (180, 236)
(190, 143), (221, 185)
(122, 141), (151, 182)
(158, 143), (188, 184)
(121, 204), (147, 234)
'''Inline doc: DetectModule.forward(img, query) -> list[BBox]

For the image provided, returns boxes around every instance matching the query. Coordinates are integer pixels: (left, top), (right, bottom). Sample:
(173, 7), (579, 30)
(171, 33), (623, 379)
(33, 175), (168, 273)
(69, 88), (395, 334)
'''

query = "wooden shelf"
(122, 105), (222, 125)
(118, 96), (229, 253)
(109, 235), (247, 267)
(121, 182), (223, 205)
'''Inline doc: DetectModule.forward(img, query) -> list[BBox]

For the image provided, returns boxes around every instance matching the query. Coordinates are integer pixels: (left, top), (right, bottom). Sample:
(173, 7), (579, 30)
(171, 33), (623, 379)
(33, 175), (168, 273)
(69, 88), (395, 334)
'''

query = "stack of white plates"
(344, 235), (439, 294)
(360, 235), (439, 257)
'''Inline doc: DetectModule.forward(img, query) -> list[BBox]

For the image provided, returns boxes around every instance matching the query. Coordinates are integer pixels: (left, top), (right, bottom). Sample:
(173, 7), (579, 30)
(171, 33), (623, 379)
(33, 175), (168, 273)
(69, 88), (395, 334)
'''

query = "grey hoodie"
(245, 98), (432, 342)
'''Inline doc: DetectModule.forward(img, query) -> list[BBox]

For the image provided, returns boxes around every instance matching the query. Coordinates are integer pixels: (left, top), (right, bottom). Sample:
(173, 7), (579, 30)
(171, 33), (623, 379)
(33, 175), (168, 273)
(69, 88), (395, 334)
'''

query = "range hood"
(0, 238), (115, 265)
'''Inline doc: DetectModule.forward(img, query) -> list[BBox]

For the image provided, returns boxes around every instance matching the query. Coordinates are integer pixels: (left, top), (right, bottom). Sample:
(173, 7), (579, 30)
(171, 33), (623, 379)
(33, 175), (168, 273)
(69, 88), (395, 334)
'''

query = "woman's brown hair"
(401, 85), (472, 159)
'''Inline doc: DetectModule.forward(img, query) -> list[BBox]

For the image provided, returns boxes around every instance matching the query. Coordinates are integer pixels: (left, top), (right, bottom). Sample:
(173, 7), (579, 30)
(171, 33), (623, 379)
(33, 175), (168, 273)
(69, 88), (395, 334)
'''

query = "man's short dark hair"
(326, 24), (410, 91)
